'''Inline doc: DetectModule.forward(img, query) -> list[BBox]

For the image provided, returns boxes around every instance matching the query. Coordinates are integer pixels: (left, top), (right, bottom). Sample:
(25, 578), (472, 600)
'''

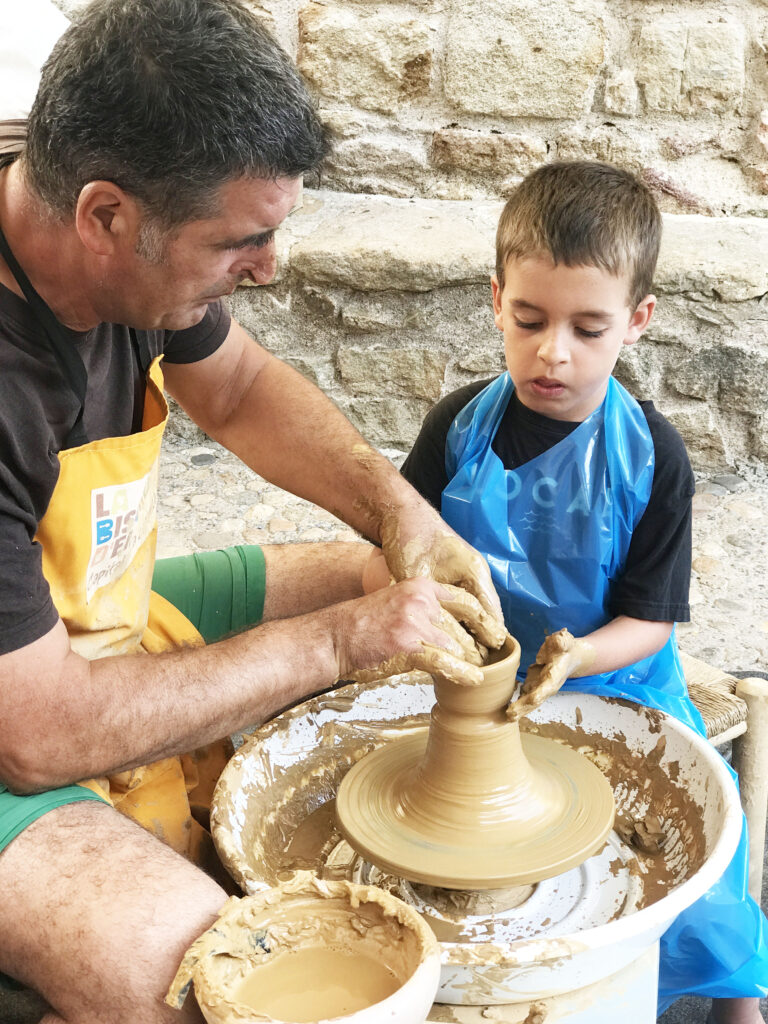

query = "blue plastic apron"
(442, 372), (768, 1009)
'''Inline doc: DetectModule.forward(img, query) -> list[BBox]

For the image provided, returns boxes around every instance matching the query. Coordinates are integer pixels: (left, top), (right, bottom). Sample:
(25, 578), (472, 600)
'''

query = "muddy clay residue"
(212, 678), (711, 967)
(524, 712), (706, 908)
(166, 876), (439, 1024)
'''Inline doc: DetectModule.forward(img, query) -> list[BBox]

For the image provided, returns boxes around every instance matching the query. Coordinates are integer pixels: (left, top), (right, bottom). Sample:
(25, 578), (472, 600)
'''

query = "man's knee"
(0, 801), (228, 1024)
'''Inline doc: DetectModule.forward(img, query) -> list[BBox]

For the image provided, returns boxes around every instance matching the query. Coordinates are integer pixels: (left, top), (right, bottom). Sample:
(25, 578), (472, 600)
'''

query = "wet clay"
(166, 876), (439, 1023)
(336, 635), (615, 889)
(233, 946), (399, 1021)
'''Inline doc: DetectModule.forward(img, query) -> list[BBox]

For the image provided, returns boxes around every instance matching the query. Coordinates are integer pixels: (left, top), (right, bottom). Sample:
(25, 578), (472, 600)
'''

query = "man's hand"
(326, 577), (485, 688)
(379, 507), (505, 651)
(507, 628), (596, 722)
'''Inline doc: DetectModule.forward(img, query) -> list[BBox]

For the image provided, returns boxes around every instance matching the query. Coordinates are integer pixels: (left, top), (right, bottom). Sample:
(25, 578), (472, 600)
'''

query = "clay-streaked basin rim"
(336, 731), (615, 889)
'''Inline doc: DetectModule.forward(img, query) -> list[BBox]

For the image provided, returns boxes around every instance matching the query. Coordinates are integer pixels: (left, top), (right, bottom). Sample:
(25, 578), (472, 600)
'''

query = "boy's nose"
(537, 328), (570, 366)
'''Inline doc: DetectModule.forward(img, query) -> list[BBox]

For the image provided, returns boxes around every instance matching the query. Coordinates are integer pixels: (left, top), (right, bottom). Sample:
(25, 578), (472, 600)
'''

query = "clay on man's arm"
(0, 574), (475, 792)
(164, 325), (506, 652)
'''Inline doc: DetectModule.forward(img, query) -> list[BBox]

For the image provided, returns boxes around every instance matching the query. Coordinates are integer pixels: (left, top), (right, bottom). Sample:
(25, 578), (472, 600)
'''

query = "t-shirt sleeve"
(161, 301), (231, 364)
(609, 406), (694, 623)
(401, 382), (487, 509)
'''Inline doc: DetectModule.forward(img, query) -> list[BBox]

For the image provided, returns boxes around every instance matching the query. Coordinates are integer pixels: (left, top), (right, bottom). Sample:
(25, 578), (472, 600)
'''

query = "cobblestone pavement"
(157, 435), (768, 679)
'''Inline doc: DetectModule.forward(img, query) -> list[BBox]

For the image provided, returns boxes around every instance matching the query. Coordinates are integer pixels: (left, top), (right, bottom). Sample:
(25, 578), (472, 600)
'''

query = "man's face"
(112, 175), (301, 330)
(492, 256), (652, 422)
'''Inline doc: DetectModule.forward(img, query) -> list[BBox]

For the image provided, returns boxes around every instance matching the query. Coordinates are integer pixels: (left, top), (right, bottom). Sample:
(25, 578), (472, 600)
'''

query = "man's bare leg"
(0, 800), (228, 1023)
(709, 998), (765, 1023)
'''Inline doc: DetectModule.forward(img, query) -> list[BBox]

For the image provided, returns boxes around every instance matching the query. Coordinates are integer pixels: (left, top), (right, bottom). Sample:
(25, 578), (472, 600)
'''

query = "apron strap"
(129, 327), (153, 376)
(0, 224), (89, 448)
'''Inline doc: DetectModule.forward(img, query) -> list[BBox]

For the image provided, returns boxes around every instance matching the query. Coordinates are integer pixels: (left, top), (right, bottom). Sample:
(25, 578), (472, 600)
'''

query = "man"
(0, 2), (504, 1020)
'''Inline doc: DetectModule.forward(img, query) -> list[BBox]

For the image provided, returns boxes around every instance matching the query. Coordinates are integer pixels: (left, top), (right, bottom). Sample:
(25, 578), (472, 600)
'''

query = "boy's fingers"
(438, 583), (506, 649)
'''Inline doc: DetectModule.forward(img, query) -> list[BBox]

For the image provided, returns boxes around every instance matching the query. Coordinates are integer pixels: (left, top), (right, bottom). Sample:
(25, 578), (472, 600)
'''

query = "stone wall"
(257, 0), (768, 216)
(56, 0), (768, 471)
(221, 191), (768, 472)
(232, 0), (767, 473)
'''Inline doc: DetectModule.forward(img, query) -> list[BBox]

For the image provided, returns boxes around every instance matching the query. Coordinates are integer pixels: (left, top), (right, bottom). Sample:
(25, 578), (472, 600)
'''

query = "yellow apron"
(35, 356), (231, 862)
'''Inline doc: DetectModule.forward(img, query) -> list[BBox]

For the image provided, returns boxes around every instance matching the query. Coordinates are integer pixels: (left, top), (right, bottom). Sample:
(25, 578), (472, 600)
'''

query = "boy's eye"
(576, 327), (607, 339)
(514, 318), (542, 331)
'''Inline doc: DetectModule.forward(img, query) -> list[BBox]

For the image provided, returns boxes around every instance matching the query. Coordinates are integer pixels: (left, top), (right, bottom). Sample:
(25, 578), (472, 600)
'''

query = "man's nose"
(239, 239), (277, 286)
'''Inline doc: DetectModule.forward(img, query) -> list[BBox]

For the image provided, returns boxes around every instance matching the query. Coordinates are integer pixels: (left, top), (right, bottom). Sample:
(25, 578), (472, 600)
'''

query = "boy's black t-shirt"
(402, 379), (694, 624)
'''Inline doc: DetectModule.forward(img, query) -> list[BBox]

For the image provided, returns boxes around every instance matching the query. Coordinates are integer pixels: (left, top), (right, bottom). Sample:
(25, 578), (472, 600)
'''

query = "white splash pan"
(212, 676), (742, 1006)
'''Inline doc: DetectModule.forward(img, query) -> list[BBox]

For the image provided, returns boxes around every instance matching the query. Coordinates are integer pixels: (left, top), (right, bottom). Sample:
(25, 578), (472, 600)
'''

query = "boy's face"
(492, 257), (655, 422)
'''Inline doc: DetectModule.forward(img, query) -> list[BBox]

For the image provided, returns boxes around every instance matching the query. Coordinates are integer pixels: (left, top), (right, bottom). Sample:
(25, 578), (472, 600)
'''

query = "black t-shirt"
(0, 282), (231, 654)
(402, 379), (694, 624)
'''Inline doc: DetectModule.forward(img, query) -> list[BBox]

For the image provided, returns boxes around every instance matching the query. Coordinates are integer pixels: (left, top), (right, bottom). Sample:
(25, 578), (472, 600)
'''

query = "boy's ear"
(623, 294), (656, 347)
(491, 274), (504, 330)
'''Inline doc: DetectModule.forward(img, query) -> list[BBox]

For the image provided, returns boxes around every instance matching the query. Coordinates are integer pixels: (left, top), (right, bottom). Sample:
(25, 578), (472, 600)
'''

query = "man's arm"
(0, 560), (474, 794)
(162, 321), (504, 647)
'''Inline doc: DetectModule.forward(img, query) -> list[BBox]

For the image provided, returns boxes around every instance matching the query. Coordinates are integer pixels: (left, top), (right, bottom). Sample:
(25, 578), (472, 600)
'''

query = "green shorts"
(0, 544), (266, 855)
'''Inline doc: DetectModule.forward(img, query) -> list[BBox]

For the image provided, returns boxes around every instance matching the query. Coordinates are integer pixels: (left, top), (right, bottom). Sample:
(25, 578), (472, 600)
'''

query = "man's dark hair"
(24, 0), (328, 227)
(496, 161), (662, 308)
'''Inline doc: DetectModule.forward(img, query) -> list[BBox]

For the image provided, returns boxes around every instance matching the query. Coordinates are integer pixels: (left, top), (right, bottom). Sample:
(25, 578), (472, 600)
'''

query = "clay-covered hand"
(506, 628), (596, 722)
(380, 511), (505, 650)
(331, 577), (486, 688)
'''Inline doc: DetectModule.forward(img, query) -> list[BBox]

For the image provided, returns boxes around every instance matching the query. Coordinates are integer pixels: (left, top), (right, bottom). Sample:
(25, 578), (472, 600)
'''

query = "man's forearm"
(210, 359), (423, 544)
(0, 611), (340, 793)
(165, 330), (425, 546)
(261, 542), (370, 621)
(0, 572), (477, 794)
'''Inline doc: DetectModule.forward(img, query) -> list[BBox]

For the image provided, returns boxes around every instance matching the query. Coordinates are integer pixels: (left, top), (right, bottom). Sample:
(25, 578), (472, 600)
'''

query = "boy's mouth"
(530, 377), (566, 396)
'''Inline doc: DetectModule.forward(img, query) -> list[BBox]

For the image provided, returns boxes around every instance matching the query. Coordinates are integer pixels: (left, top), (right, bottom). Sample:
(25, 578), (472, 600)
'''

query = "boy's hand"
(379, 508), (505, 650)
(507, 628), (595, 722)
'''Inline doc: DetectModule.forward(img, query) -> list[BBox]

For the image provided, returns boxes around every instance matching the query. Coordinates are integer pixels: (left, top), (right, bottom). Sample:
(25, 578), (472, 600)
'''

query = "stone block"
(603, 67), (638, 117)
(664, 403), (727, 466)
(345, 396), (431, 450)
(444, 0), (604, 119)
(339, 295), (428, 333)
(298, 3), (433, 114)
(637, 19), (745, 114)
(321, 135), (430, 200)
(637, 22), (685, 111)
(338, 347), (447, 402)
(683, 23), (745, 112)
(290, 197), (493, 292)
(670, 344), (767, 417)
(556, 125), (651, 174)
(430, 129), (547, 178)
(656, 215), (768, 302)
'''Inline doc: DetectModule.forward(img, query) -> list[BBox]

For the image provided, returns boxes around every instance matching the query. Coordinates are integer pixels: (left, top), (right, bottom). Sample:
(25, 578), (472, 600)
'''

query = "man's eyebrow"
(511, 299), (614, 320)
(213, 229), (276, 250)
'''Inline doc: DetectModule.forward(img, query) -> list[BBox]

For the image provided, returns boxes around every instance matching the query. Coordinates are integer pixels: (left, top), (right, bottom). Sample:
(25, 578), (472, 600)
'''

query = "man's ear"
(75, 181), (140, 256)
(623, 293), (656, 347)
(491, 274), (504, 331)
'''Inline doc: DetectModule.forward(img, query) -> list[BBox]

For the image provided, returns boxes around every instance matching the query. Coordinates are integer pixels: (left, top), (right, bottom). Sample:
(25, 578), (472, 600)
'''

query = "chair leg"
(731, 677), (768, 903)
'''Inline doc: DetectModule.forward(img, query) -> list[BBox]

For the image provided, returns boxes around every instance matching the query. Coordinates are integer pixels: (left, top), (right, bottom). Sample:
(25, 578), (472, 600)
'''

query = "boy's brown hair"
(495, 161), (662, 308)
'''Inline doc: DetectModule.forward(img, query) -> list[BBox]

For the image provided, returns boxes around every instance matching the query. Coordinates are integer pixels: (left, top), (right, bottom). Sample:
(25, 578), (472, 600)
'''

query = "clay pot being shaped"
(336, 635), (615, 889)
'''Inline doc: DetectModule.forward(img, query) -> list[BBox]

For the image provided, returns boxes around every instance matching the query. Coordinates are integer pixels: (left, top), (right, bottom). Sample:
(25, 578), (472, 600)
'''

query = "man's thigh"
(0, 800), (228, 1024)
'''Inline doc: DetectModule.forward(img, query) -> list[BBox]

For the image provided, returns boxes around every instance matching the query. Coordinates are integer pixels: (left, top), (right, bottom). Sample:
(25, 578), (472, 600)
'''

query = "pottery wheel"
(336, 636), (615, 890)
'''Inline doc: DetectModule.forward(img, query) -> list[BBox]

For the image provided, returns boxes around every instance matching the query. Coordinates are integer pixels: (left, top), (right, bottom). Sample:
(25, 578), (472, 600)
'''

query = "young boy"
(395, 162), (768, 1023)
